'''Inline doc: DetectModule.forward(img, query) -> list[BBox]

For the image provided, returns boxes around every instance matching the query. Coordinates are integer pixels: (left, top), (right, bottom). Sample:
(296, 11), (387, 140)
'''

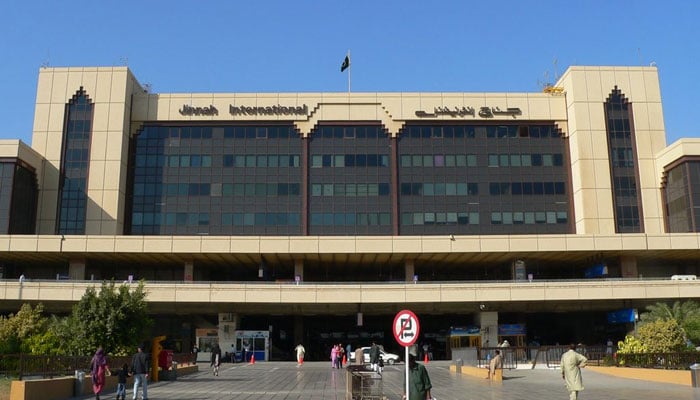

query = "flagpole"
(347, 49), (351, 94)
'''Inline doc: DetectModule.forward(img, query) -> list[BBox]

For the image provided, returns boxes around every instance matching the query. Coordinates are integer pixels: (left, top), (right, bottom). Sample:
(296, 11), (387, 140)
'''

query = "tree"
(637, 319), (686, 352)
(0, 303), (48, 354)
(70, 281), (152, 355)
(639, 301), (700, 345)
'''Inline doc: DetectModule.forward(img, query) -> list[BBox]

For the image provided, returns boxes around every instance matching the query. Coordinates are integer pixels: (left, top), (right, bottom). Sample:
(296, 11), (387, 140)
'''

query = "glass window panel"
(446, 183), (457, 195)
(510, 154), (521, 166)
(543, 154), (553, 166)
(180, 155), (190, 167)
(445, 155), (455, 167)
(456, 155), (467, 167)
(334, 155), (345, 167)
(412, 155), (422, 167)
(535, 212), (546, 223)
(469, 212), (479, 224)
(257, 155), (268, 167)
(502, 212), (513, 224)
(401, 155), (411, 167)
(246, 155), (256, 167)
(488, 155), (498, 167)
(499, 154), (509, 167)
(423, 183), (434, 196)
(447, 212), (457, 224)
(357, 184), (368, 196)
(412, 213), (424, 225)
(323, 184), (334, 196)
(434, 155), (445, 167)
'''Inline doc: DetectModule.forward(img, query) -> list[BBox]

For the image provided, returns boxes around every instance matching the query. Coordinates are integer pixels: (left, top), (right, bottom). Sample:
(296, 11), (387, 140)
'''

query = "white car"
(348, 346), (401, 365)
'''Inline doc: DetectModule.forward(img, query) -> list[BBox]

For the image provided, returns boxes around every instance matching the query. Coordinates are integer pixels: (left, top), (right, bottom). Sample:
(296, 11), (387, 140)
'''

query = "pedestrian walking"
(90, 347), (110, 400)
(295, 343), (306, 364)
(211, 343), (222, 376)
(115, 362), (130, 400)
(561, 343), (588, 400)
(131, 345), (149, 400)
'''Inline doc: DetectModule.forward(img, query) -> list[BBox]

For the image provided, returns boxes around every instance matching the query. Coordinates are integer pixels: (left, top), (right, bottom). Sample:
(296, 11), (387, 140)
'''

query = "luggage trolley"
(346, 367), (383, 400)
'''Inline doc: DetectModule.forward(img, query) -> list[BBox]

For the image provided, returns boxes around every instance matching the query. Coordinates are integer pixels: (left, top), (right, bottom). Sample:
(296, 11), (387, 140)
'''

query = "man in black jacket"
(131, 345), (149, 400)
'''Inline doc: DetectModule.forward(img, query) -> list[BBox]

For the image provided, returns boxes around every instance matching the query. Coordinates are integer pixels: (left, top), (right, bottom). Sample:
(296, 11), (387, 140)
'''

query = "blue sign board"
(585, 264), (608, 278)
(498, 324), (526, 335)
(607, 308), (637, 324)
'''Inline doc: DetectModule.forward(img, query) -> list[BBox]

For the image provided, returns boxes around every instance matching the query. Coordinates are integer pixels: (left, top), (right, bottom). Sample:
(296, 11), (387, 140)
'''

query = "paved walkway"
(73, 361), (700, 400)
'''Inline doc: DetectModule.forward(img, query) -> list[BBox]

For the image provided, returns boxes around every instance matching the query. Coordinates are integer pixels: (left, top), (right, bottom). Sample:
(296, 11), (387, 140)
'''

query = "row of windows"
(134, 152), (563, 169)
(488, 153), (563, 167)
(400, 154), (477, 168)
(311, 183), (390, 197)
(400, 182), (478, 196)
(134, 154), (213, 168)
(401, 125), (559, 139)
(133, 183), (301, 197)
(132, 181), (566, 198)
(222, 213), (300, 226)
(312, 126), (385, 139)
(489, 182), (566, 195)
(310, 213), (391, 226)
(491, 211), (568, 224)
(138, 126), (298, 140)
(224, 154), (300, 167)
(131, 212), (399, 228)
(310, 154), (390, 168)
(58, 92), (92, 235)
(610, 147), (635, 168)
(401, 212), (479, 225)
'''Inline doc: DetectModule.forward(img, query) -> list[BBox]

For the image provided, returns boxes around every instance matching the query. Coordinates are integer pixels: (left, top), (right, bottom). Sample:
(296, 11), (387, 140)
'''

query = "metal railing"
(0, 353), (193, 380)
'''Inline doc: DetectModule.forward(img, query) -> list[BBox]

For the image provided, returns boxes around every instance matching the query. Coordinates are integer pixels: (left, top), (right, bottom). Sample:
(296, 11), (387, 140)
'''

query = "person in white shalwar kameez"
(561, 343), (587, 400)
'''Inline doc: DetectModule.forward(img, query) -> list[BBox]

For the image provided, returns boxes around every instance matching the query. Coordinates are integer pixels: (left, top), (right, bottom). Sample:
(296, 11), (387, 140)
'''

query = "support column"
(620, 256), (638, 278)
(404, 260), (415, 283)
(184, 261), (194, 282)
(294, 259), (304, 283)
(218, 313), (239, 357)
(476, 311), (498, 348)
(294, 315), (303, 347)
(68, 258), (86, 280)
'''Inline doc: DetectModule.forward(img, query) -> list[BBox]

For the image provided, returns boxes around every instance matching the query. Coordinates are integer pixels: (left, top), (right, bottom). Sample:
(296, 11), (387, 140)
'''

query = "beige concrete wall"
(32, 67), (143, 235)
(130, 91), (566, 137)
(3, 278), (700, 306)
(558, 66), (666, 234)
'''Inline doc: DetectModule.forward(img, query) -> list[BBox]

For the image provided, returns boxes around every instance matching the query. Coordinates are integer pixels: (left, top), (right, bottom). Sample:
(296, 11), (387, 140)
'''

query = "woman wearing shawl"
(90, 347), (111, 400)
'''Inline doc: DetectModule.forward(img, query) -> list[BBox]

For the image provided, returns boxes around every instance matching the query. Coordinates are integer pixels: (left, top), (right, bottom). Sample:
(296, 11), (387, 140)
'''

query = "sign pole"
(393, 309), (420, 400)
(405, 345), (410, 399)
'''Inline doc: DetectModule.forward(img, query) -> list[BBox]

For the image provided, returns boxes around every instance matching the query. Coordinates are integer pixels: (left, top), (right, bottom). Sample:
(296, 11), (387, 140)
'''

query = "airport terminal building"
(1, 65), (700, 360)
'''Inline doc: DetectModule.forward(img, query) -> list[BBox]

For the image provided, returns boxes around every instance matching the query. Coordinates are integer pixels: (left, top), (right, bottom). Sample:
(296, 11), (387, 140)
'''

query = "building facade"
(1, 65), (700, 360)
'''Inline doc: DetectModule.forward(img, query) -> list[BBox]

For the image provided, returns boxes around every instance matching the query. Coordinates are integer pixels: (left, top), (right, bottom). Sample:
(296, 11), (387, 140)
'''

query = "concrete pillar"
(184, 261), (194, 281)
(68, 258), (86, 280)
(620, 256), (638, 278)
(294, 259), (304, 283)
(476, 311), (498, 347)
(294, 315), (303, 347)
(218, 313), (239, 356)
(405, 260), (415, 282)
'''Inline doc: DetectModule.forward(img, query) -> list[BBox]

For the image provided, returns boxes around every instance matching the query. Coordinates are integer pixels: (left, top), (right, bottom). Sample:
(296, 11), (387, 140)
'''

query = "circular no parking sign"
(393, 309), (420, 347)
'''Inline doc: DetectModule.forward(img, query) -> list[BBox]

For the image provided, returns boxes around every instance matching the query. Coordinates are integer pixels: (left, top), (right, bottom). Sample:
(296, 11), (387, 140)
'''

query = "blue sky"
(1, 1), (698, 144)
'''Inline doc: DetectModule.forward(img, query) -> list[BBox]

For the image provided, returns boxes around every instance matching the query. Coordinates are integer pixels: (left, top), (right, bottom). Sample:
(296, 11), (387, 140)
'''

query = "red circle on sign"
(393, 309), (420, 347)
